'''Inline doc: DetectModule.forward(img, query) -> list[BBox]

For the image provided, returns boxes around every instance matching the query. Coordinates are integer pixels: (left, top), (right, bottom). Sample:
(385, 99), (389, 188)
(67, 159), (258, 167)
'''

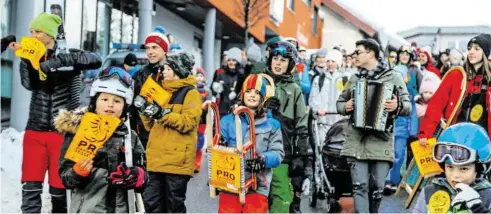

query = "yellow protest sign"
(139, 76), (172, 107)
(15, 37), (46, 72)
(410, 138), (443, 178)
(428, 190), (451, 214)
(210, 148), (243, 194)
(64, 112), (121, 163)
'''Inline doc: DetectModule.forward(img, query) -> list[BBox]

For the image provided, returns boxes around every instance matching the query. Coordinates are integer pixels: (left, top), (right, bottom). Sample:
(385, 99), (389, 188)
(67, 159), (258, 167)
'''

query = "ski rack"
(204, 101), (257, 204)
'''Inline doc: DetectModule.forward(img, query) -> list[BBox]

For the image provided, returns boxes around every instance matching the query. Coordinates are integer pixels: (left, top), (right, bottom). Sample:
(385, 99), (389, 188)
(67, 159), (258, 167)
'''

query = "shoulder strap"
(318, 74), (325, 92)
(169, 85), (195, 104)
(342, 76), (348, 85)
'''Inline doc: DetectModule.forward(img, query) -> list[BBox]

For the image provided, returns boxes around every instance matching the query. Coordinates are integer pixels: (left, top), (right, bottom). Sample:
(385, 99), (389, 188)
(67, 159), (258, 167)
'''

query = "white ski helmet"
(90, 66), (134, 105)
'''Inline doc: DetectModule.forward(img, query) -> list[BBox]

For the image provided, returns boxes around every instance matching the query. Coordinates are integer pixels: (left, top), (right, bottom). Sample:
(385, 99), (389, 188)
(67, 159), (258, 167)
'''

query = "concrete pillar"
(203, 8), (216, 84)
(10, 0), (43, 131)
(138, 0), (153, 44)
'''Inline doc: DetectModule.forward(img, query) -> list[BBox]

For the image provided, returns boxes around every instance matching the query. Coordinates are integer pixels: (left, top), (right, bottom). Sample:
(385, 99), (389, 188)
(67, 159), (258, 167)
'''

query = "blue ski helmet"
(437, 123), (491, 163)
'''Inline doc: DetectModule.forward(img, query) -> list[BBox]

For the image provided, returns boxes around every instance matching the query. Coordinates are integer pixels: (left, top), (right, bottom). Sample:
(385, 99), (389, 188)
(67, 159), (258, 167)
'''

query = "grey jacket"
(56, 109), (146, 213)
(220, 113), (285, 197)
(309, 70), (347, 127)
(336, 62), (411, 162)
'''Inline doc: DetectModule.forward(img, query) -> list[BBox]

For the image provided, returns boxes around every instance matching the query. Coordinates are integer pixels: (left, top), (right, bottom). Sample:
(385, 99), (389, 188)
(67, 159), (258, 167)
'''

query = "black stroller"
(309, 117), (352, 212)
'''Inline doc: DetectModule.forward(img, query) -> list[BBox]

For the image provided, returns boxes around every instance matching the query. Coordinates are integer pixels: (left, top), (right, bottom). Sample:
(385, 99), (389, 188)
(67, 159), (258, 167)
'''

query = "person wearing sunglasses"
(336, 39), (411, 213)
(413, 122), (491, 213)
(419, 34), (491, 146)
(130, 26), (169, 150)
(19, 12), (102, 213)
(260, 41), (312, 213)
(56, 67), (148, 213)
(134, 52), (202, 213)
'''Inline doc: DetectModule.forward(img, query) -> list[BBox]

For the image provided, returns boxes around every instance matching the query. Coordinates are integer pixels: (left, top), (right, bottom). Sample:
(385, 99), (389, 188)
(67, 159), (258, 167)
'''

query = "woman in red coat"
(417, 48), (442, 78)
(419, 34), (491, 145)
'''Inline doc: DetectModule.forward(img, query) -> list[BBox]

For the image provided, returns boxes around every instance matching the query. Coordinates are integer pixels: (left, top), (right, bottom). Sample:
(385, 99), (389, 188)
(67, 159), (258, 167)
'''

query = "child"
(413, 122), (491, 213)
(416, 74), (441, 119)
(218, 74), (284, 213)
(194, 67), (211, 173)
(57, 66), (147, 213)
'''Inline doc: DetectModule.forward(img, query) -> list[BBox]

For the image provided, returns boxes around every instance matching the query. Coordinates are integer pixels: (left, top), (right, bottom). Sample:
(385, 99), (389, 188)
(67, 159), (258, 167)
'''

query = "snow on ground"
(1, 128), (51, 213)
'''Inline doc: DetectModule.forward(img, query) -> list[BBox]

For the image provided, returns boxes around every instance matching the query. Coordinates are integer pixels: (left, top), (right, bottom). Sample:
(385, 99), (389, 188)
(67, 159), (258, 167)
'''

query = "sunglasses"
(353, 50), (368, 56)
(98, 66), (133, 88)
(433, 142), (477, 166)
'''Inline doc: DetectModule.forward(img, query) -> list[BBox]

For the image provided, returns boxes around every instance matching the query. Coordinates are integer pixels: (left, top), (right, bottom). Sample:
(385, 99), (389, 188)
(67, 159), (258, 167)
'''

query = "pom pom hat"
(145, 26), (169, 53)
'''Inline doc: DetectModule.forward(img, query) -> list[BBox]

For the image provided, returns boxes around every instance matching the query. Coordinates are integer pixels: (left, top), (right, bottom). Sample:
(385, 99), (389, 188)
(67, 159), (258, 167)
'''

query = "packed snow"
(1, 128), (51, 213)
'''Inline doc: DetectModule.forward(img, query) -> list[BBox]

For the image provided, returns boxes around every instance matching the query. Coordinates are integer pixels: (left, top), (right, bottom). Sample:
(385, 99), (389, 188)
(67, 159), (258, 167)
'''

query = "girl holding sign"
(56, 67), (147, 213)
(217, 74), (284, 213)
(413, 123), (491, 213)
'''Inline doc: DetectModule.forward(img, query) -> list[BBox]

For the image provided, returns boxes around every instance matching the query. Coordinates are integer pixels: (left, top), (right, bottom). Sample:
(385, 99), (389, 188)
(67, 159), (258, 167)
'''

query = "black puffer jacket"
(20, 47), (102, 131)
(130, 63), (161, 145)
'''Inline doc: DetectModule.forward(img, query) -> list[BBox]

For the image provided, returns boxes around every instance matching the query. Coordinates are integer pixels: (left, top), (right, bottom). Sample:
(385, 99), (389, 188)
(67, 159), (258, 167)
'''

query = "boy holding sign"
(413, 123), (491, 213)
(56, 67), (147, 213)
(217, 74), (284, 213)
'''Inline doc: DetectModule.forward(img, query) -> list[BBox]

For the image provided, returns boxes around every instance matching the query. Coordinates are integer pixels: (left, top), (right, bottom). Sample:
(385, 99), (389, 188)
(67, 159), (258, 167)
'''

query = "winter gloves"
(265, 96), (281, 114)
(134, 95), (171, 120)
(109, 162), (147, 190)
(212, 81), (224, 94)
(245, 156), (266, 173)
(451, 183), (482, 209)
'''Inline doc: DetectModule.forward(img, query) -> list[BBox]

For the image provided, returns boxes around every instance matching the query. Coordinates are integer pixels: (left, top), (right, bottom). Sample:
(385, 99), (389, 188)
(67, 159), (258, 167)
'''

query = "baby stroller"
(309, 115), (352, 213)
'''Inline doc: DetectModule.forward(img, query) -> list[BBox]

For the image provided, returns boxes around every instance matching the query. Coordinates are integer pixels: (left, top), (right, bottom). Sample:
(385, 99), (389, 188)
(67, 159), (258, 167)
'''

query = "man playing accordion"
(336, 39), (411, 213)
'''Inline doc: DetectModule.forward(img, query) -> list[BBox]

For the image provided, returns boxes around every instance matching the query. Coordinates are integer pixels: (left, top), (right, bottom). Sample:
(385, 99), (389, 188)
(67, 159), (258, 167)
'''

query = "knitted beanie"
(145, 26), (169, 52)
(241, 74), (267, 100)
(326, 49), (343, 67)
(419, 74), (441, 94)
(226, 47), (242, 62)
(29, 12), (62, 39)
(468, 34), (491, 58)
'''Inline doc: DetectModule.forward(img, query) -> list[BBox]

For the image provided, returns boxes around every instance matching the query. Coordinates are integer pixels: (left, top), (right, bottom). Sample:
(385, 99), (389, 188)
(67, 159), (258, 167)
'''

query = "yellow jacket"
(141, 76), (202, 176)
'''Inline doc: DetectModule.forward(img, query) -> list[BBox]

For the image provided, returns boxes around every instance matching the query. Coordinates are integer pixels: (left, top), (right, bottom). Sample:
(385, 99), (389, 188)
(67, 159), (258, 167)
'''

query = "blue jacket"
(220, 113), (284, 197)
(394, 64), (419, 138)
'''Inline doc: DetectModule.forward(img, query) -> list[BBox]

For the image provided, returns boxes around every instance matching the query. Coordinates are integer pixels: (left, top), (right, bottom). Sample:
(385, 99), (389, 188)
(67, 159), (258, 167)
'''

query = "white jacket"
(309, 70), (347, 126)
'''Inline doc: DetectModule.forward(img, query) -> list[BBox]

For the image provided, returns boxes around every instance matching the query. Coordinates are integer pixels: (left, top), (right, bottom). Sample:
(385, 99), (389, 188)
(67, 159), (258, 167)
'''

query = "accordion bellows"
(353, 79), (395, 131)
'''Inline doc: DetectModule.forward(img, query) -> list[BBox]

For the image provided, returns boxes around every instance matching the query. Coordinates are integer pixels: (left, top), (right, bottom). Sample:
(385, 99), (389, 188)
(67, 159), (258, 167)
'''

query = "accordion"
(353, 79), (395, 131)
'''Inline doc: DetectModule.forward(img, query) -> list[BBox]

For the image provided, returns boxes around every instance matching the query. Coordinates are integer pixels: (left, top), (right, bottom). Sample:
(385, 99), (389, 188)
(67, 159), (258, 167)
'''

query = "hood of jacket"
(54, 107), (126, 135)
(161, 75), (197, 92)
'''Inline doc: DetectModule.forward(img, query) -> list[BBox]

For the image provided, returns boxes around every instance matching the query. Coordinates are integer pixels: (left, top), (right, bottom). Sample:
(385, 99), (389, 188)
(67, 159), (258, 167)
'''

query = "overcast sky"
(335, 0), (491, 33)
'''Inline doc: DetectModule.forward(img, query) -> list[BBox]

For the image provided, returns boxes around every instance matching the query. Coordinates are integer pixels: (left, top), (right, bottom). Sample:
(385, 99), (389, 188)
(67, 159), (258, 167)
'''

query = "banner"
(64, 112), (121, 163)
(410, 138), (443, 178)
(139, 76), (171, 107)
(15, 37), (47, 80)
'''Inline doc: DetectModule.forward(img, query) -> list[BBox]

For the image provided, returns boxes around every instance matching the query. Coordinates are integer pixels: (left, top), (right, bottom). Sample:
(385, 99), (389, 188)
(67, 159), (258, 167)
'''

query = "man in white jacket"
(309, 49), (348, 142)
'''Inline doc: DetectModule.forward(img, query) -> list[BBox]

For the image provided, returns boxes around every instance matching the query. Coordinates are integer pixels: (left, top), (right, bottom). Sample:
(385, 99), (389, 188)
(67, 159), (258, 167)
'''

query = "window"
(287, 0), (294, 11)
(82, 0), (98, 51)
(44, 0), (65, 15)
(312, 6), (318, 35)
(303, 0), (312, 7)
(96, 1), (111, 57)
(269, 0), (284, 23)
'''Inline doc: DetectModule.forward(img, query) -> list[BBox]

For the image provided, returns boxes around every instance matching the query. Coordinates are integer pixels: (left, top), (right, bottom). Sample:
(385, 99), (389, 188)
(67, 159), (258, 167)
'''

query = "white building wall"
(320, 6), (365, 53)
(405, 34), (481, 52)
(152, 5), (219, 69)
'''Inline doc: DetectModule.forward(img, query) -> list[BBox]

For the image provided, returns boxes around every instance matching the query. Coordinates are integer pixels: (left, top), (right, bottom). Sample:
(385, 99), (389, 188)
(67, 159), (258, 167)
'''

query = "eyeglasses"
(433, 142), (477, 166)
(98, 66), (133, 88)
(353, 50), (368, 56)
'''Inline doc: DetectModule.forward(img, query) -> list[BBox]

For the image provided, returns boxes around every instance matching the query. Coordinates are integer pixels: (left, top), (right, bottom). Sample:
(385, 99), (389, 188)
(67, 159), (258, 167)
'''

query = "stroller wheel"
(309, 181), (318, 208)
(327, 197), (341, 213)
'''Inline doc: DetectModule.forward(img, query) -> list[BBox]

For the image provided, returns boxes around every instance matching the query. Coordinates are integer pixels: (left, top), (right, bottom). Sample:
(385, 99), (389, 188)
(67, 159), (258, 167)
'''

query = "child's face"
(195, 73), (205, 83)
(163, 65), (179, 80)
(243, 89), (261, 109)
(422, 91), (434, 101)
(95, 92), (125, 118)
(271, 55), (290, 75)
(444, 163), (477, 188)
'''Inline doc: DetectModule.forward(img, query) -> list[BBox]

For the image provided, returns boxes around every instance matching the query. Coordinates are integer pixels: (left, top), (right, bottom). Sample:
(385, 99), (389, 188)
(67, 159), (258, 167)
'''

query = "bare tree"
(234, 0), (268, 47)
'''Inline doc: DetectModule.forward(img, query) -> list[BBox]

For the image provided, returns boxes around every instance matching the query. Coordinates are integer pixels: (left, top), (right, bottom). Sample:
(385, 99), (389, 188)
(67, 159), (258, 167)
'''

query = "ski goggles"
(433, 142), (477, 166)
(270, 43), (295, 58)
(399, 45), (412, 54)
(98, 66), (133, 88)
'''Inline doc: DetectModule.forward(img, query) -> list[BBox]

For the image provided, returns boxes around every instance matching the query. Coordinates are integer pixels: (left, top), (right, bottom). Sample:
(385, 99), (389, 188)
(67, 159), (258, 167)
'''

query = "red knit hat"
(145, 26), (169, 53)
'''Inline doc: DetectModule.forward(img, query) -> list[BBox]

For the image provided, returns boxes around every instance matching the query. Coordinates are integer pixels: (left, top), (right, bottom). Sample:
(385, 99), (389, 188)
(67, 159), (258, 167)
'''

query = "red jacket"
(418, 65), (491, 139)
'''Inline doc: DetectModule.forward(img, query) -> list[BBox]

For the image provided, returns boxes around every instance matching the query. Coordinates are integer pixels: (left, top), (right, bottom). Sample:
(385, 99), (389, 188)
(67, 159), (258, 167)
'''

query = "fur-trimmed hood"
(54, 107), (88, 134)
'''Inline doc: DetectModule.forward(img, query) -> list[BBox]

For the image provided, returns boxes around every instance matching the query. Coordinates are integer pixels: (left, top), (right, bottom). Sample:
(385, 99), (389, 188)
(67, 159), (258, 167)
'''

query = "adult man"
(131, 26), (169, 148)
(20, 12), (102, 213)
(336, 39), (411, 213)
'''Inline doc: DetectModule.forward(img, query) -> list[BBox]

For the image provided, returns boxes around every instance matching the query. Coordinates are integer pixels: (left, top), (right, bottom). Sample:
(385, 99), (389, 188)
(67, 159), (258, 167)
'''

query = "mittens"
(245, 157), (266, 173)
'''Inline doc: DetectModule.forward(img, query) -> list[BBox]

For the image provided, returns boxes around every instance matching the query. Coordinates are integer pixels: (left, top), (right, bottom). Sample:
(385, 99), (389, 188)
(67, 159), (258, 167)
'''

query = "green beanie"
(29, 12), (62, 39)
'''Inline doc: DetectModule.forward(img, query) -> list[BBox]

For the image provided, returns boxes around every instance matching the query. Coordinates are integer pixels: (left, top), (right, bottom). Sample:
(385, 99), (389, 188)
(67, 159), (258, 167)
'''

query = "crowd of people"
(3, 11), (491, 214)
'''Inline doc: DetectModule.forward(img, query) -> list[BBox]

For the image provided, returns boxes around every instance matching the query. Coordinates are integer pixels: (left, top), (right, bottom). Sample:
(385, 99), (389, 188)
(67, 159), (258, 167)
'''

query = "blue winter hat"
(169, 43), (183, 53)
(437, 123), (491, 163)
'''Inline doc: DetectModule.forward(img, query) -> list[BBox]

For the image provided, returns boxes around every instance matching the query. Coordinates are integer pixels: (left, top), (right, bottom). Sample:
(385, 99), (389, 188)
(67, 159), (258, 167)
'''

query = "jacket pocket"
(161, 143), (188, 166)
